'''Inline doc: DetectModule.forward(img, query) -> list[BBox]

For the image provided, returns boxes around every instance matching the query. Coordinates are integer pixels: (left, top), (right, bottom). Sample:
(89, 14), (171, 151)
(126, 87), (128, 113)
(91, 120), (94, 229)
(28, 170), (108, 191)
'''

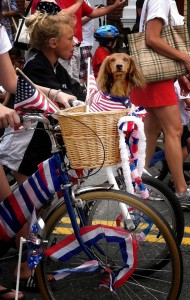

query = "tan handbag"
(128, 1), (190, 83)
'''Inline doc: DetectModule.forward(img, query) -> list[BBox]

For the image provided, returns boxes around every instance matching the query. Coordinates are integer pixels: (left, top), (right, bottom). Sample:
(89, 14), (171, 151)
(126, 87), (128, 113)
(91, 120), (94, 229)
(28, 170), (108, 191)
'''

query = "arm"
(145, 18), (190, 74)
(0, 52), (17, 94)
(82, 4), (100, 25)
(59, 0), (83, 16)
(0, 104), (20, 128)
(82, 15), (91, 25)
(88, 0), (127, 19)
(2, 10), (21, 17)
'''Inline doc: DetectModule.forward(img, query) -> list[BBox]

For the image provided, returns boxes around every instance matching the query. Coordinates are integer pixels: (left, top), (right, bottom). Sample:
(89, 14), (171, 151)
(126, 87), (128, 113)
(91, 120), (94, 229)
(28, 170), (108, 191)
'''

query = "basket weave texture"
(57, 105), (129, 169)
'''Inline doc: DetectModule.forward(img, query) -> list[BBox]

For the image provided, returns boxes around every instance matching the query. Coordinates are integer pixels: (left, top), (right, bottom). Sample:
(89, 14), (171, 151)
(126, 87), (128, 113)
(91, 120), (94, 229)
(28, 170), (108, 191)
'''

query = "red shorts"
(130, 80), (178, 107)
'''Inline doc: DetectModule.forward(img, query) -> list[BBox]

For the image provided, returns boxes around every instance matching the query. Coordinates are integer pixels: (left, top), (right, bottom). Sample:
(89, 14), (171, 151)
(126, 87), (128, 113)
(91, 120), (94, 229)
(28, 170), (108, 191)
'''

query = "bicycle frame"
(0, 112), (183, 300)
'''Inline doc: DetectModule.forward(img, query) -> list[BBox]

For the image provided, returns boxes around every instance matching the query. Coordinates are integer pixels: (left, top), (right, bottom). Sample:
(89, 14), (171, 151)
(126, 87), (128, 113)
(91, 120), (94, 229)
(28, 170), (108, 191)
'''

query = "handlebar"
(20, 114), (50, 125)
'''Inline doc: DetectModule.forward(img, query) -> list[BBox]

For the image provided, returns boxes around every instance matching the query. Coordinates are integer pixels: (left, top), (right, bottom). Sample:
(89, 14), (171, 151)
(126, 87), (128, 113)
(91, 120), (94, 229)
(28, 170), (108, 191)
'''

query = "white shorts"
(0, 122), (52, 176)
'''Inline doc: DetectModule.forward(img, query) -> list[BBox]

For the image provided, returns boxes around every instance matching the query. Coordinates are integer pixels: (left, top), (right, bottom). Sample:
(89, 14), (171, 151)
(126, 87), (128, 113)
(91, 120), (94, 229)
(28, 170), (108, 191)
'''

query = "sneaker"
(176, 188), (190, 209)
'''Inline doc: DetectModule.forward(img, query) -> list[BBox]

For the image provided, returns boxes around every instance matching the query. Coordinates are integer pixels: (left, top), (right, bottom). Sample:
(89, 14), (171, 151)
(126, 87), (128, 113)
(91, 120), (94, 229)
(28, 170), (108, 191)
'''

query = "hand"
(113, 0), (127, 8)
(0, 104), (20, 128)
(56, 92), (77, 108)
(178, 76), (190, 97)
(71, 100), (84, 107)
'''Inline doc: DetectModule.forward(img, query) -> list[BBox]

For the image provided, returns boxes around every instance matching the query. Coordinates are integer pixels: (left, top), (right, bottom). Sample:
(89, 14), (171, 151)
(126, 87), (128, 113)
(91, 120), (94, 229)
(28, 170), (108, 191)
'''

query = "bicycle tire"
(183, 161), (190, 183)
(142, 174), (184, 243)
(36, 189), (183, 300)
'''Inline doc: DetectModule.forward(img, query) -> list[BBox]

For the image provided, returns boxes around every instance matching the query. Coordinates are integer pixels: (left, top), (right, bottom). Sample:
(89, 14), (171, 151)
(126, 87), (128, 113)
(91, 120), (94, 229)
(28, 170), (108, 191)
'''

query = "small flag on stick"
(15, 68), (61, 113)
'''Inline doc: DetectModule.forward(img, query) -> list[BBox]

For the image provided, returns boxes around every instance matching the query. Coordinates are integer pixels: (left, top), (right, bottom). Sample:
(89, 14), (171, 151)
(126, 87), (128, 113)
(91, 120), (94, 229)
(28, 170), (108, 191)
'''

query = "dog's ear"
(97, 56), (113, 92)
(128, 57), (146, 89)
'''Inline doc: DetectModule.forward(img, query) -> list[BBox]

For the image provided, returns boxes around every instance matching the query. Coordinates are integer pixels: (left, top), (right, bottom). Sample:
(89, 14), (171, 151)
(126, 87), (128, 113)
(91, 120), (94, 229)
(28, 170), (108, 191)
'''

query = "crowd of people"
(0, 0), (190, 299)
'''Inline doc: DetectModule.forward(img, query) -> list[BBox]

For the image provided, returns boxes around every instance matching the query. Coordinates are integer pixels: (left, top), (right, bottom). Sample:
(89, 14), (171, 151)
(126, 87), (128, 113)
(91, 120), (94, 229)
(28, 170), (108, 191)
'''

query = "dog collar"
(103, 92), (132, 108)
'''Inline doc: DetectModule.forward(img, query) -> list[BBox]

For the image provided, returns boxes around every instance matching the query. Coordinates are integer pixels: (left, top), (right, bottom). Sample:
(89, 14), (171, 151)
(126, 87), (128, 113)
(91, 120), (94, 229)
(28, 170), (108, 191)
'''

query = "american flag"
(15, 73), (58, 113)
(88, 73), (131, 112)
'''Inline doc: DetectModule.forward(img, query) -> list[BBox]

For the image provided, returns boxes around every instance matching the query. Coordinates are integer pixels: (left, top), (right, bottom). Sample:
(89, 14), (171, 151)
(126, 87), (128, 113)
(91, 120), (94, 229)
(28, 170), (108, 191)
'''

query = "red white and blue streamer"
(45, 224), (138, 290)
(118, 114), (149, 199)
(0, 157), (60, 242)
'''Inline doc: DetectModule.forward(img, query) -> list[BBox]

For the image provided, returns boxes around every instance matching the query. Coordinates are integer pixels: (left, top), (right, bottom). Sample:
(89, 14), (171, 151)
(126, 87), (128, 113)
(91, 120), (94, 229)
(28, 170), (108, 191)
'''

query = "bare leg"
(182, 146), (189, 162)
(0, 167), (25, 297)
(0, 285), (24, 299)
(150, 105), (186, 193)
(0, 165), (12, 202)
(13, 171), (32, 279)
(143, 109), (162, 169)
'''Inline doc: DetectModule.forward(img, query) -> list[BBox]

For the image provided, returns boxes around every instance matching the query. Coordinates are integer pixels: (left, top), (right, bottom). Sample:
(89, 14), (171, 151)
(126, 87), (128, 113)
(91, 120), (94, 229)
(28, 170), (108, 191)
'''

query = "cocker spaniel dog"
(89, 53), (146, 112)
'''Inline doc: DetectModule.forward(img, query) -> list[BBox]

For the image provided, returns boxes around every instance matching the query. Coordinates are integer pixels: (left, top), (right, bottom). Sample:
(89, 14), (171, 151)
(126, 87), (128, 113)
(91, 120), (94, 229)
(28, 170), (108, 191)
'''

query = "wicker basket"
(57, 105), (129, 169)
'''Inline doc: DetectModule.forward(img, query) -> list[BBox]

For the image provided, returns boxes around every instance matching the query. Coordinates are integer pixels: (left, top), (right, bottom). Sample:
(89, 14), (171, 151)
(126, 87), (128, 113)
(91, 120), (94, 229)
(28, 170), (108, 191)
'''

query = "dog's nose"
(116, 64), (123, 70)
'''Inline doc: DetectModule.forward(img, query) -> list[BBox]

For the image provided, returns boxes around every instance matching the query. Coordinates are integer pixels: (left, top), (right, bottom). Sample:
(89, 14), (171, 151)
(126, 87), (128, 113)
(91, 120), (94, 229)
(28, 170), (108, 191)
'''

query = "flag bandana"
(15, 73), (58, 113)
(88, 73), (131, 112)
(0, 157), (60, 243)
(45, 224), (138, 290)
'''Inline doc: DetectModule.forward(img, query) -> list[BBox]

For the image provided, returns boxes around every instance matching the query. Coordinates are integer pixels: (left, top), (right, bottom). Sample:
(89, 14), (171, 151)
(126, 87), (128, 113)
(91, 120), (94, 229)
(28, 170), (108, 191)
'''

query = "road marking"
(54, 219), (190, 244)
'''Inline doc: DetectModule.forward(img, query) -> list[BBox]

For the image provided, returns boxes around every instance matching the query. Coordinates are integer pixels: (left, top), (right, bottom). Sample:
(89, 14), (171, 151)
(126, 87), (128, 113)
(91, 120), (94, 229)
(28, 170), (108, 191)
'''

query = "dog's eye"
(123, 58), (129, 62)
(110, 58), (116, 63)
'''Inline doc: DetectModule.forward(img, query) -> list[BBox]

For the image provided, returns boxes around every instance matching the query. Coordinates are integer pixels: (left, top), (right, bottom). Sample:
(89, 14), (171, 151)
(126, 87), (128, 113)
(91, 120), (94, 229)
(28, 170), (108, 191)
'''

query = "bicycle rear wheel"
(116, 171), (184, 245)
(141, 174), (184, 243)
(36, 190), (183, 300)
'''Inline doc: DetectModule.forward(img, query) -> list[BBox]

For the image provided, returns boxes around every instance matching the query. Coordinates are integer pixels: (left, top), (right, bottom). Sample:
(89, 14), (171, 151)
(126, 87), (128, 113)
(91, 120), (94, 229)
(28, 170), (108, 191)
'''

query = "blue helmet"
(94, 25), (122, 40)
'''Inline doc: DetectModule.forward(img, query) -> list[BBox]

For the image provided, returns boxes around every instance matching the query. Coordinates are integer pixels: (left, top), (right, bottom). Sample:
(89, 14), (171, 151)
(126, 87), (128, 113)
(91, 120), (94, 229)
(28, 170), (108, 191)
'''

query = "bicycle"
(116, 167), (184, 244)
(0, 110), (183, 300)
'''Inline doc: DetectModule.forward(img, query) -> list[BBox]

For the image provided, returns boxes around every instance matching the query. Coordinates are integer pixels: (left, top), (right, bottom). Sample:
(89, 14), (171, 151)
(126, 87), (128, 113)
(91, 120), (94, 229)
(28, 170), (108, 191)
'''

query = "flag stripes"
(15, 73), (58, 113)
(0, 157), (60, 241)
(45, 224), (138, 290)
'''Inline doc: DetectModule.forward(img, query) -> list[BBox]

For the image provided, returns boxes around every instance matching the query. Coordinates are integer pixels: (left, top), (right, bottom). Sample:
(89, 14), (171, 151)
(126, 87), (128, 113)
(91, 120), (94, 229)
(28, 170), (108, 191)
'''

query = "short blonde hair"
(25, 11), (75, 50)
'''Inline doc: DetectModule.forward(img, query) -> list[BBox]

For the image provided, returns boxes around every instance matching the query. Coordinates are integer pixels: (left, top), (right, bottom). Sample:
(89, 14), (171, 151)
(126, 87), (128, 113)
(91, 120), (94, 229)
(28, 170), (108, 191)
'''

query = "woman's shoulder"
(139, 0), (170, 30)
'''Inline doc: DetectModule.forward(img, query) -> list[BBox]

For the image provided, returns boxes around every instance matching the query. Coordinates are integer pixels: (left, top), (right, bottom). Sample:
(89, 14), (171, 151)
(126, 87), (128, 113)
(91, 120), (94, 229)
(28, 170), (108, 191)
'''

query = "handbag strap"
(142, 0), (172, 31)
(23, 0), (34, 17)
(14, 0), (33, 44)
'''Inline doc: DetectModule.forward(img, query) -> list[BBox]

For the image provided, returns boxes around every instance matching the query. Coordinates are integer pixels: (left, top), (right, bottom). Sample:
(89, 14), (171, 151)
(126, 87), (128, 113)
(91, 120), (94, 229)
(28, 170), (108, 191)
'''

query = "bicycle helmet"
(94, 25), (121, 40)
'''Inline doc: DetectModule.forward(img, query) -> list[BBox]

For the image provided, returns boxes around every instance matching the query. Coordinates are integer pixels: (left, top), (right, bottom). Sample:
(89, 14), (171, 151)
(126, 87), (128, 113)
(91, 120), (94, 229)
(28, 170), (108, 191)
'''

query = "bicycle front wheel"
(36, 190), (183, 300)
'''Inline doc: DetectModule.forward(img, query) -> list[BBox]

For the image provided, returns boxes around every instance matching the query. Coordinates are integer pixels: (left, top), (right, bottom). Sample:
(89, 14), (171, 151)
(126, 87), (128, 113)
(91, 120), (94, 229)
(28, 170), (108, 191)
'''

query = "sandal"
(0, 287), (24, 300)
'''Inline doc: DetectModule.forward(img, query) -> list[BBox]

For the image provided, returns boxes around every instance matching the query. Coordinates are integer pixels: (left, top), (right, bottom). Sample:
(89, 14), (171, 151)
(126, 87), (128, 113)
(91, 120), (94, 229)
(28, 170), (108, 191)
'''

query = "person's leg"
(182, 146), (189, 161)
(70, 45), (81, 82)
(0, 167), (24, 299)
(0, 285), (24, 299)
(0, 165), (12, 202)
(152, 105), (186, 194)
(12, 171), (32, 280)
(181, 126), (190, 162)
(79, 46), (92, 85)
(143, 108), (162, 169)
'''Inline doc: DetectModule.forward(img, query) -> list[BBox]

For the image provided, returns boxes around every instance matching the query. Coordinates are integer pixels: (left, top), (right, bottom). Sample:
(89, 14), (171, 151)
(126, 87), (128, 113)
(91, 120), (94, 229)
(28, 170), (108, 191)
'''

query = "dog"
(89, 53), (146, 112)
